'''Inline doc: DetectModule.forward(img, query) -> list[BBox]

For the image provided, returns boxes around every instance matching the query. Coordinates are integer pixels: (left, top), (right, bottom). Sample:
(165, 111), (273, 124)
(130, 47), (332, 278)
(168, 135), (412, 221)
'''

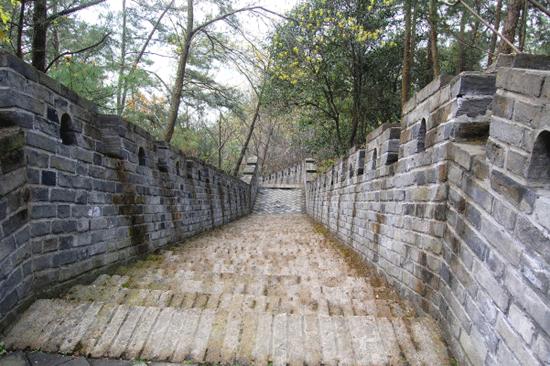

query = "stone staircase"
(253, 187), (305, 215)
(3, 214), (450, 365)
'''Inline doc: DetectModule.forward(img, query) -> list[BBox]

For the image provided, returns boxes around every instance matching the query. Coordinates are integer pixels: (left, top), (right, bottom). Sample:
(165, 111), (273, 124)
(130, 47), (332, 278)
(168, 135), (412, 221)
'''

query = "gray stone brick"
(490, 117), (525, 147)
(491, 198), (517, 231)
(521, 252), (550, 294)
(533, 334), (550, 365)
(504, 268), (550, 332)
(513, 99), (543, 127)
(51, 188), (76, 202)
(515, 216), (550, 263)
(26, 131), (57, 153)
(57, 204), (70, 218)
(31, 204), (56, 219)
(506, 149), (529, 178)
(495, 310), (539, 366)
(491, 170), (536, 212)
(492, 93), (515, 120)
(508, 303), (536, 344)
(480, 215), (520, 267)
(473, 259), (509, 311)
(31, 221), (50, 237)
(52, 219), (77, 234)
(0, 235), (16, 263)
(2, 209), (28, 236)
(50, 156), (76, 173)
(27, 149), (49, 168)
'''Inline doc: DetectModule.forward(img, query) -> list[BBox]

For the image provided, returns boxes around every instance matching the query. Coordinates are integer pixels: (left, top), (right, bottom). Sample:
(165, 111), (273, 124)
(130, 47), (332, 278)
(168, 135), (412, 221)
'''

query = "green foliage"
(0, 341), (6, 356)
(265, 0), (401, 158)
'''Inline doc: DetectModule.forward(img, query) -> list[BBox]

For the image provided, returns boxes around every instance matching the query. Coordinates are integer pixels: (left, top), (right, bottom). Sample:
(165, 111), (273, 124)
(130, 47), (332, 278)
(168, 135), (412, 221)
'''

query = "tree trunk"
(456, 9), (466, 74)
(466, 0), (480, 70)
(401, 0), (412, 106)
(16, 0), (26, 58)
(116, 0), (127, 115)
(349, 46), (363, 148)
(51, 0), (60, 68)
(32, 0), (48, 72)
(233, 92), (262, 177)
(518, 0), (528, 51)
(488, 0), (503, 65)
(218, 114), (222, 169)
(429, 0), (440, 78)
(498, 0), (523, 54)
(164, 0), (194, 143)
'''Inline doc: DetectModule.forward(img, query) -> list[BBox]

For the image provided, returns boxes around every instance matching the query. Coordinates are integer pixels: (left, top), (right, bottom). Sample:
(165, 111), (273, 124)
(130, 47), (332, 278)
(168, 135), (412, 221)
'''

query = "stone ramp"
(253, 187), (305, 214)
(3, 215), (449, 365)
(5, 299), (447, 366)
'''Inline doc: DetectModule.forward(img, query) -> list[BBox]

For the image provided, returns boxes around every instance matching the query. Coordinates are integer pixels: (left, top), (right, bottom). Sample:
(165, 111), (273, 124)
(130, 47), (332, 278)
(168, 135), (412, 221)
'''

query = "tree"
(498, 0), (524, 54)
(162, 0), (273, 143)
(402, 0), (413, 105)
(29, 0), (106, 71)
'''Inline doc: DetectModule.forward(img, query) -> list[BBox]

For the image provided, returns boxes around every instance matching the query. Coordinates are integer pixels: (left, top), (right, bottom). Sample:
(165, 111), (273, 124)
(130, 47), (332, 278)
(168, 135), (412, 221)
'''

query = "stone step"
(121, 245), (356, 279)
(64, 286), (410, 317)
(4, 299), (449, 366)
(87, 272), (378, 298)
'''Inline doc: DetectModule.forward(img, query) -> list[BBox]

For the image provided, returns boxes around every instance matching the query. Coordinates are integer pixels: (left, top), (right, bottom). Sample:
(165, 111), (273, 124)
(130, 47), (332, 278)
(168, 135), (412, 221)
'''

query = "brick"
(506, 149), (528, 177)
(52, 219), (77, 234)
(51, 189), (76, 203)
(513, 99), (543, 127)
(455, 97), (493, 117)
(461, 223), (488, 261)
(491, 170), (536, 212)
(508, 303), (536, 344)
(533, 334), (550, 365)
(30, 205), (56, 219)
(533, 195), (550, 233)
(476, 288), (498, 324)
(490, 117), (525, 147)
(495, 311), (539, 366)
(521, 252), (550, 294)
(492, 198), (517, 231)
(504, 269), (550, 332)
(480, 215), (520, 267)
(31, 222), (50, 237)
(0, 169), (27, 196)
(492, 93), (515, 120)
(473, 259), (509, 311)
(50, 156), (76, 173)
(486, 139), (505, 168)
(515, 216), (550, 263)
(57, 205), (70, 218)
(2, 209), (28, 236)
(459, 329), (486, 366)
(499, 68), (545, 98)
(26, 131), (57, 153)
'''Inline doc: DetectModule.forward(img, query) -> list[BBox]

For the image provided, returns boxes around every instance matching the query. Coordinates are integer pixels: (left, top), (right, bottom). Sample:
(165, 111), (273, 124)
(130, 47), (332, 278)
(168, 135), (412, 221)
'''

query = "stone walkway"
(2, 188), (449, 365)
(253, 188), (305, 215)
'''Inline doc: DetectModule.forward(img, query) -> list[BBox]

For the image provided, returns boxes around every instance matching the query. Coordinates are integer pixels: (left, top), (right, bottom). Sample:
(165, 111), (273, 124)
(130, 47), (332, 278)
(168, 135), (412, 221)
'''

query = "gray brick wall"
(0, 50), (258, 333)
(306, 58), (550, 366)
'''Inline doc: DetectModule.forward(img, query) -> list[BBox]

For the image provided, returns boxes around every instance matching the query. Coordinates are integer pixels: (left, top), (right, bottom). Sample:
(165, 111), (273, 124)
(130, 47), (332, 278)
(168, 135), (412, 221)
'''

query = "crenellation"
(297, 55), (550, 365)
(0, 50), (259, 333)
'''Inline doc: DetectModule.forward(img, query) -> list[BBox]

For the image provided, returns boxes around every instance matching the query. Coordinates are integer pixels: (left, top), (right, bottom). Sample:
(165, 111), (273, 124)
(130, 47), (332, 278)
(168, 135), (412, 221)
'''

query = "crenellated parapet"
(306, 54), (550, 366)
(0, 50), (259, 332)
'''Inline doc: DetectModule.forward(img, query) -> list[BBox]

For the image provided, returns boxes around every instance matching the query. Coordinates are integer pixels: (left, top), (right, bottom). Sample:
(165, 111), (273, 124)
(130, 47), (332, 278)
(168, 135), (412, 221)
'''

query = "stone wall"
(0, 50), (258, 333)
(305, 58), (550, 366)
(261, 158), (316, 186)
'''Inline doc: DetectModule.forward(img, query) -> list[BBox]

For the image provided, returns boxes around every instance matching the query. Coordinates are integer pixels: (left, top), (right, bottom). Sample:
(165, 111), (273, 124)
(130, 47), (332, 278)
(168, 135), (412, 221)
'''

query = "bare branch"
(46, 0), (106, 24)
(527, 0), (550, 18)
(45, 32), (111, 72)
